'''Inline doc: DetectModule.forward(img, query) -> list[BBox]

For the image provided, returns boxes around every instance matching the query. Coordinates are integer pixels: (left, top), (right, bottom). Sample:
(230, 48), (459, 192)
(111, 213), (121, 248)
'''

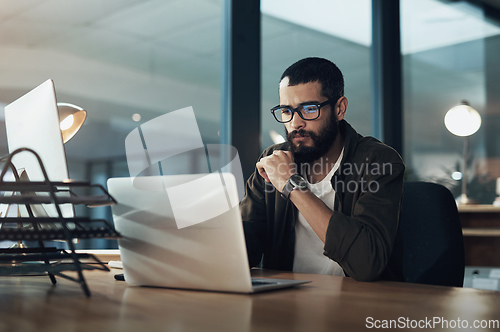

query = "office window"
(0, 0), (223, 248)
(260, 0), (372, 150)
(402, 0), (500, 203)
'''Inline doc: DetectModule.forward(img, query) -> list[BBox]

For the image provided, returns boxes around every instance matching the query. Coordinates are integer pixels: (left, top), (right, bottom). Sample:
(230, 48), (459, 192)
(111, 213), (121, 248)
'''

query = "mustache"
(287, 129), (315, 140)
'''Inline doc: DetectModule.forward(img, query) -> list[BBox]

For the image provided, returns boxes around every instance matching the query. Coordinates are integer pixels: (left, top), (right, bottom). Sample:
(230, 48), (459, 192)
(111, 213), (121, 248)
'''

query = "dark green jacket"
(241, 120), (405, 281)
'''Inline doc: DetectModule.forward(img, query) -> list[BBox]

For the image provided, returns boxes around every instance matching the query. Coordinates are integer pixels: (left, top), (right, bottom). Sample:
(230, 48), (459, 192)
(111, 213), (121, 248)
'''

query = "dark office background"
(0, 0), (499, 248)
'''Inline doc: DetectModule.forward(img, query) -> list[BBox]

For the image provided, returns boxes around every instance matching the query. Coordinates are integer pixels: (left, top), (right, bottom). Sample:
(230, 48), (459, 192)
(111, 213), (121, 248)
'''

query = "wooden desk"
(458, 205), (500, 266)
(1, 267), (499, 331)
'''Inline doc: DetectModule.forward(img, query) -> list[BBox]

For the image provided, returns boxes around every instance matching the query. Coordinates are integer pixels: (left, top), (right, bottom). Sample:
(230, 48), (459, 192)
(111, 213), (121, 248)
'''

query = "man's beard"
(286, 115), (339, 166)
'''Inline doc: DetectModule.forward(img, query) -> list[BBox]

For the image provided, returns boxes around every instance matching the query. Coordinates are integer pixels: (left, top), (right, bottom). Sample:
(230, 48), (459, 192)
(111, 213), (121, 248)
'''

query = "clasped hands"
(256, 150), (296, 193)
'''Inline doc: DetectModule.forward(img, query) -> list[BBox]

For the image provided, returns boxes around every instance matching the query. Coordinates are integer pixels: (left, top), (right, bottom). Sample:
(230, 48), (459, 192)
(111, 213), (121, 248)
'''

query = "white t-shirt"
(293, 148), (345, 276)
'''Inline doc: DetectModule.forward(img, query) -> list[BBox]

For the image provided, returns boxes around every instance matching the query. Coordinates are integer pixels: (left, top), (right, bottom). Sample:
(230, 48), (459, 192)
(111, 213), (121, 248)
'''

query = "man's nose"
(290, 111), (305, 130)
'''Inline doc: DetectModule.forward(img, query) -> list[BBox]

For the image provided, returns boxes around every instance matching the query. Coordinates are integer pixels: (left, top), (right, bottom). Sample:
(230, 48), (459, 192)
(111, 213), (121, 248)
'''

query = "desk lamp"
(444, 100), (481, 205)
(57, 103), (87, 143)
(57, 102), (86, 244)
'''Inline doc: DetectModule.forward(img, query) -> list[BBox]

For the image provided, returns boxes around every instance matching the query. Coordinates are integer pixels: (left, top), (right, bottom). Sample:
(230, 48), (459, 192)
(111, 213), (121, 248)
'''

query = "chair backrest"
(382, 181), (465, 286)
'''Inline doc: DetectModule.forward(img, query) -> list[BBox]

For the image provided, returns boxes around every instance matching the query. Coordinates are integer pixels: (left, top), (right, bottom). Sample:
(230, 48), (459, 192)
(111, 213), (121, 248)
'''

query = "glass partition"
(401, 0), (500, 203)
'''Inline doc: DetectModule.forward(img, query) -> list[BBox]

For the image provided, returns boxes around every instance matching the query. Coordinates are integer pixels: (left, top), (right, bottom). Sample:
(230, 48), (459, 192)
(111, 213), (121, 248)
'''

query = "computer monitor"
(4, 79), (74, 218)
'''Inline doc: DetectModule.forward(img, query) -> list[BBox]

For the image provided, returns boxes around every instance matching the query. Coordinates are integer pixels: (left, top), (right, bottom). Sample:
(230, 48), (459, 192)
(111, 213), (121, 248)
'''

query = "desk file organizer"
(0, 148), (120, 296)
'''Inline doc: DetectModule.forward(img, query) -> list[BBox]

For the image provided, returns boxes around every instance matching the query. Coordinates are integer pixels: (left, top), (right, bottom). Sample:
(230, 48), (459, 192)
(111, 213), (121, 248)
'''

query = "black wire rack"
(0, 148), (120, 296)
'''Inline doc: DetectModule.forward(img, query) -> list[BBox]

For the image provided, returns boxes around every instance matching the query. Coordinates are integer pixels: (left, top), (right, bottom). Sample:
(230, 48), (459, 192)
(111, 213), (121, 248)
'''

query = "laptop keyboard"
(252, 280), (276, 286)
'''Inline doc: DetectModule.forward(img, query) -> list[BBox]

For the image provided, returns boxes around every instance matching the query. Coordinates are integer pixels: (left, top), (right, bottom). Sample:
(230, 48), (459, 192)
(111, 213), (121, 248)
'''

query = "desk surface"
(1, 267), (500, 331)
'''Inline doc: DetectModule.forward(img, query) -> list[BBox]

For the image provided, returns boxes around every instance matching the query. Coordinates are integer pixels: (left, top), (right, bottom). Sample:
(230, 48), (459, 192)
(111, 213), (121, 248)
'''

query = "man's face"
(279, 79), (339, 165)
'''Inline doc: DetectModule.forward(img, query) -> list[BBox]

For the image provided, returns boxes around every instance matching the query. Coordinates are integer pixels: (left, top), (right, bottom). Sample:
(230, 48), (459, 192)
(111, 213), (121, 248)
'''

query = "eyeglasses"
(270, 99), (334, 123)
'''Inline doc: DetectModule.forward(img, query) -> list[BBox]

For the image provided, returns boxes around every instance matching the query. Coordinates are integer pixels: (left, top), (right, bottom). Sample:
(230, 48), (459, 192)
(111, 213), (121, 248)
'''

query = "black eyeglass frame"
(270, 98), (335, 123)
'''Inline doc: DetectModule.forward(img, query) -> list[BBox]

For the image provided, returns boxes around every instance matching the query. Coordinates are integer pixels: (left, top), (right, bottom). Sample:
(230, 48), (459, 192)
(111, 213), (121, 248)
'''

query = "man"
(240, 57), (405, 281)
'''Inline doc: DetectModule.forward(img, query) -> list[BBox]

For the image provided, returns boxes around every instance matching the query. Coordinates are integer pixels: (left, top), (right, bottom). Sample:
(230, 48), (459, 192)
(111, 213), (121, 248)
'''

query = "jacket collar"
(331, 120), (361, 207)
(337, 119), (361, 170)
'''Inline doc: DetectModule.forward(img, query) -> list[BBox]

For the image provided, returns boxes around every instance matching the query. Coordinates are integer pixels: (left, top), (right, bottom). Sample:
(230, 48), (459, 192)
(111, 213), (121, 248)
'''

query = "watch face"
(290, 174), (308, 189)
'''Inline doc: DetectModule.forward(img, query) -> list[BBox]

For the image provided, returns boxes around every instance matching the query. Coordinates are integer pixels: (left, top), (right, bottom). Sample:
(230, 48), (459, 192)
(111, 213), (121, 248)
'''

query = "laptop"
(107, 173), (310, 293)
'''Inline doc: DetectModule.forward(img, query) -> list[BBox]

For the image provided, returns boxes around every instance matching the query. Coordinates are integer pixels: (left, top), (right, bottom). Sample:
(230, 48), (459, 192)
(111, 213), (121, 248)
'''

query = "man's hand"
(256, 150), (296, 193)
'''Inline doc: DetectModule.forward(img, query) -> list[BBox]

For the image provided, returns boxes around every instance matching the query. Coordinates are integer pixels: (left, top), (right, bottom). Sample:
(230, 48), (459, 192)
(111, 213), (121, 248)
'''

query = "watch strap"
(281, 177), (295, 200)
(281, 174), (307, 200)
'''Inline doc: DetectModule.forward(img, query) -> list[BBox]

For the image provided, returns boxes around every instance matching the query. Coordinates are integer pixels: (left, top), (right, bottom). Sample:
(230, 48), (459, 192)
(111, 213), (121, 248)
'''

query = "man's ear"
(336, 96), (348, 121)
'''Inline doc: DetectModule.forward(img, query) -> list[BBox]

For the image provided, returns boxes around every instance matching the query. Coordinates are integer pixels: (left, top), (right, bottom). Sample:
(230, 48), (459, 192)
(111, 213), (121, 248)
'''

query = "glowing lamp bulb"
(444, 103), (481, 137)
(60, 114), (75, 131)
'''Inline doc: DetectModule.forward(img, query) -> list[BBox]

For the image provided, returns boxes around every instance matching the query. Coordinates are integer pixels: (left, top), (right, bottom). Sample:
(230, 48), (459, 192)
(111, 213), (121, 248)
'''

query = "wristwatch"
(281, 174), (308, 200)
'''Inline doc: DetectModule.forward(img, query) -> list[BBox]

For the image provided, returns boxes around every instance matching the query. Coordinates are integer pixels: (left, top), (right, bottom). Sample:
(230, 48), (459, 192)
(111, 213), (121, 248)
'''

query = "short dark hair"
(280, 57), (344, 101)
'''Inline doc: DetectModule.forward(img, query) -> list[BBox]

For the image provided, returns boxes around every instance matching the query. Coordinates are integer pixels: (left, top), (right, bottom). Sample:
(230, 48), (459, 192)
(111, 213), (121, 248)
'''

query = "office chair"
(382, 181), (465, 287)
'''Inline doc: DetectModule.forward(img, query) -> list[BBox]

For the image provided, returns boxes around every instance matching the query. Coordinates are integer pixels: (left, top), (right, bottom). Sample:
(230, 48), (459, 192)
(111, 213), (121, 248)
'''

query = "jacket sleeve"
(323, 153), (405, 282)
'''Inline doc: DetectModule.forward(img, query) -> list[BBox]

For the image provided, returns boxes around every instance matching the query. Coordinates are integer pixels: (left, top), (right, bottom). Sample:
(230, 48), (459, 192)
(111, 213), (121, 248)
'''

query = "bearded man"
(240, 57), (405, 281)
